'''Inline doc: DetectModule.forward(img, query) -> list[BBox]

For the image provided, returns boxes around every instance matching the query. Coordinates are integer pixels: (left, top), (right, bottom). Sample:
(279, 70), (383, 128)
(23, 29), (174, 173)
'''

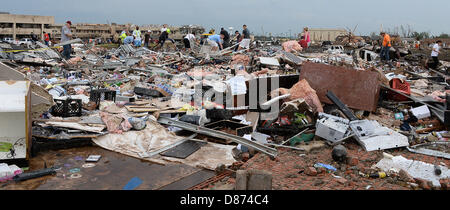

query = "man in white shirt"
(183, 32), (197, 52)
(430, 40), (443, 69)
(161, 24), (168, 33)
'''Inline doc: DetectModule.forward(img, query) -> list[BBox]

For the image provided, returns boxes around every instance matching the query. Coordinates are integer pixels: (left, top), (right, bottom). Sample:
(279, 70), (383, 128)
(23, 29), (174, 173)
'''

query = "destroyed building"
(0, 21), (449, 191)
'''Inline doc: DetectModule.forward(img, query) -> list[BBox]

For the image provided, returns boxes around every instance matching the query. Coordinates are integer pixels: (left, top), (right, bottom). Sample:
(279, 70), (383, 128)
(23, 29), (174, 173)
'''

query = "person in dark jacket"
(220, 28), (230, 49)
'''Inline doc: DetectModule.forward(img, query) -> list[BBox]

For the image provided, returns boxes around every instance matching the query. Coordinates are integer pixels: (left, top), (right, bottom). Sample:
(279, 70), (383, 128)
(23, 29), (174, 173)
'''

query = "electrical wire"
(6, 137), (25, 159)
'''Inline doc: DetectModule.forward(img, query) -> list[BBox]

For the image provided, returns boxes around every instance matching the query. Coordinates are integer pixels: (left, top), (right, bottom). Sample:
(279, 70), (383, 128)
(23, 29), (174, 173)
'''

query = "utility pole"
(261, 26), (265, 38)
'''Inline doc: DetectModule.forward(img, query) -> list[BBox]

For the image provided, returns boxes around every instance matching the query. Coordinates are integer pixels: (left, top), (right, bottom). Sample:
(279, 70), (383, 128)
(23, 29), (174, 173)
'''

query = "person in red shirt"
(298, 35), (308, 49)
(44, 32), (50, 46)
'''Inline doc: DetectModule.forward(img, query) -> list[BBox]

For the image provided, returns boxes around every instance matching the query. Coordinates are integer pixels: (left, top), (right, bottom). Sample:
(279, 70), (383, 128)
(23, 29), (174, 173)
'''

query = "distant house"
(308, 28), (348, 42)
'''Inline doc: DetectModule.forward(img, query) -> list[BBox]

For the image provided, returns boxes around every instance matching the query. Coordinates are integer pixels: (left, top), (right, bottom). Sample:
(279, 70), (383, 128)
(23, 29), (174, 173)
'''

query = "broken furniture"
(205, 120), (253, 137)
(0, 81), (32, 167)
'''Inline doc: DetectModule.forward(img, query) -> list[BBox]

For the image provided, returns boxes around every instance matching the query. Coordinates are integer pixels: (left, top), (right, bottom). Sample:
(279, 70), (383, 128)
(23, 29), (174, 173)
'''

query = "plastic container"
(52, 98), (82, 117)
(90, 89), (116, 105)
(0, 163), (23, 182)
(388, 78), (410, 101)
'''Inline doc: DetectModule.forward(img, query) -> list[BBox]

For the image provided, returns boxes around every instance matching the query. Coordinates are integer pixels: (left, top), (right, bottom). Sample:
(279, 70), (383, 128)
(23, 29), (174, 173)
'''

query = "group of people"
(205, 24), (251, 51)
(119, 26), (146, 47)
(298, 27), (311, 49)
(379, 32), (443, 69)
(58, 20), (445, 71)
(117, 24), (176, 50)
(28, 31), (51, 46)
(113, 24), (253, 52)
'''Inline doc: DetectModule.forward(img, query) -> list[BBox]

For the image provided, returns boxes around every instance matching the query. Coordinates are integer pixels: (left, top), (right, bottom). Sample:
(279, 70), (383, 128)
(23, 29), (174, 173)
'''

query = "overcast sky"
(2, 0), (449, 36)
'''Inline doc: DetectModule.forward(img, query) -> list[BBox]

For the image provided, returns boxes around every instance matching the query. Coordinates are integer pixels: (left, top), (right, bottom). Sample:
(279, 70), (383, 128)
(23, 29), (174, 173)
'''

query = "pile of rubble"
(0, 36), (448, 190)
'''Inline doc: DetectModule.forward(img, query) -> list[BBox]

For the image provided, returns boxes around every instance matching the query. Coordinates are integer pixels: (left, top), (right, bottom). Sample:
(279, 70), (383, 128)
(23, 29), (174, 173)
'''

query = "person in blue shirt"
(208, 34), (224, 50)
(123, 33), (134, 45)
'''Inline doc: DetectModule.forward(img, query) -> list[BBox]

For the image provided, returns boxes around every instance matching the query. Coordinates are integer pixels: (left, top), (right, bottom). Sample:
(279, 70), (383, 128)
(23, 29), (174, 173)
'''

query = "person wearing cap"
(380, 32), (392, 62)
(61, 21), (73, 59)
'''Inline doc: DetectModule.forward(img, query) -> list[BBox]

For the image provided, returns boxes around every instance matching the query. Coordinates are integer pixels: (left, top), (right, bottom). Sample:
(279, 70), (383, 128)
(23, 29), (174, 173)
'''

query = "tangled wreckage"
(0, 35), (449, 190)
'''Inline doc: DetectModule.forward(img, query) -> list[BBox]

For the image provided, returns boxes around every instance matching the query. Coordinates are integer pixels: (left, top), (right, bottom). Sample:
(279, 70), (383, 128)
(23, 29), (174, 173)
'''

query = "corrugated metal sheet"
(300, 62), (380, 112)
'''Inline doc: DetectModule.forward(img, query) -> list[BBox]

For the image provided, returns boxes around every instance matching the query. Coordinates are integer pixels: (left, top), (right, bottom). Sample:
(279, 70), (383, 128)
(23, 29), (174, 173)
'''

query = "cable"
(6, 137), (26, 159)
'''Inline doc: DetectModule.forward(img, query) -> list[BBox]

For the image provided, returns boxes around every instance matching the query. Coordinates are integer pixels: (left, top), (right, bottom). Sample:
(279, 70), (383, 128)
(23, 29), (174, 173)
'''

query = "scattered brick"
(305, 167), (317, 176)
(242, 153), (250, 162)
(316, 167), (326, 174)
(347, 156), (359, 166)
(336, 178), (347, 185)
(415, 178), (431, 190)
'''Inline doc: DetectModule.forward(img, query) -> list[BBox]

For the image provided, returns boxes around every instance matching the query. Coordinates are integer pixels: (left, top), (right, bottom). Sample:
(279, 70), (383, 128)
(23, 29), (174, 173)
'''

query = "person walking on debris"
(220, 28), (230, 49)
(44, 32), (50, 46)
(380, 32), (392, 62)
(132, 26), (142, 47)
(144, 30), (151, 48)
(208, 33), (224, 51)
(237, 24), (250, 51)
(430, 40), (443, 69)
(61, 21), (73, 59)
(183, 31), (197, 52)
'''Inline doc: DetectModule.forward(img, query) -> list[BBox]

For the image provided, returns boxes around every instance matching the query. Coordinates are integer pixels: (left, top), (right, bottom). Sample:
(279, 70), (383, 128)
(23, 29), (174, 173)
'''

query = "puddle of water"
(1, 146), (203, 190)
